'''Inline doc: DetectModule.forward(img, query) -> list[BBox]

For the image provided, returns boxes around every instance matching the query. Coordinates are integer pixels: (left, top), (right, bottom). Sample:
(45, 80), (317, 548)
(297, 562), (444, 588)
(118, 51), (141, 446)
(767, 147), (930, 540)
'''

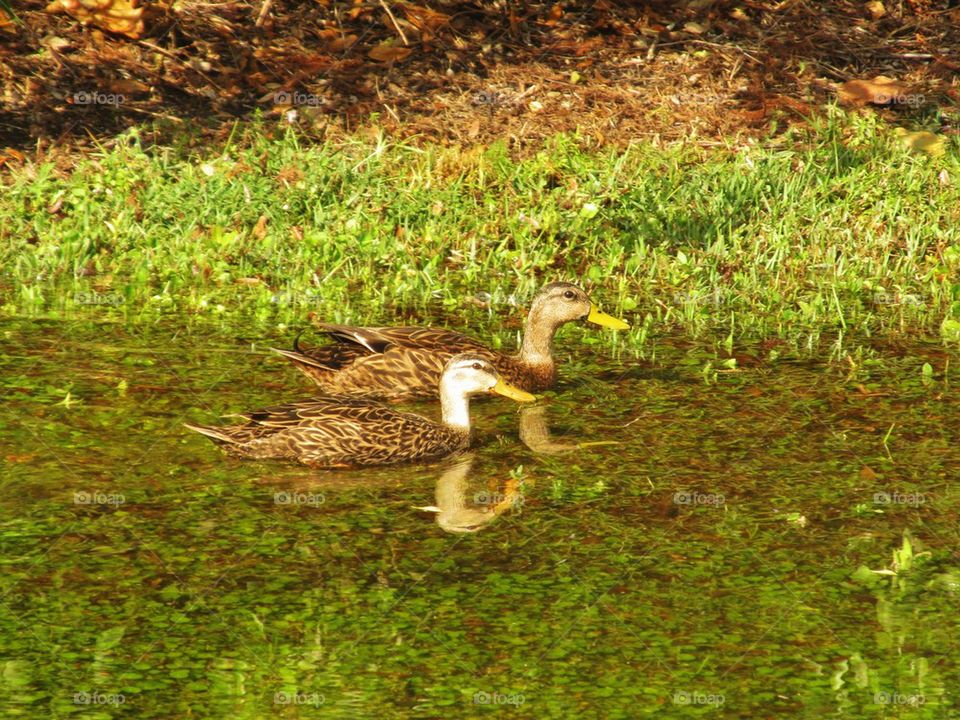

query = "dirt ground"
(1, 0), (958, 166)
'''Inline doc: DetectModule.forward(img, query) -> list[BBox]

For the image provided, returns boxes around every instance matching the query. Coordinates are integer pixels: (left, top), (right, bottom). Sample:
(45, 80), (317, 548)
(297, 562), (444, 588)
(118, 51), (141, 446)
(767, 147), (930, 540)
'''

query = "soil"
(1, 0), (958, 166)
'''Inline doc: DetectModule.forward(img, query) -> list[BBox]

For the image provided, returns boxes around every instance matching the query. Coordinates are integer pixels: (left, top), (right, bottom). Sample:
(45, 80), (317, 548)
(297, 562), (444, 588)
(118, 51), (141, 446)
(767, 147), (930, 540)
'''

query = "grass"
(2, 108), (959, 355)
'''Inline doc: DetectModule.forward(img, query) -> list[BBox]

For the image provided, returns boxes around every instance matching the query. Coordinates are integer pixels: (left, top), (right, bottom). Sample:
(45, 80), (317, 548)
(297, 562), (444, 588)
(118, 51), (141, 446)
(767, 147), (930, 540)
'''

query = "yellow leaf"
(865, 1), (885, 19)
(894, 128), (945, 158)
(46, 0), (144, 38)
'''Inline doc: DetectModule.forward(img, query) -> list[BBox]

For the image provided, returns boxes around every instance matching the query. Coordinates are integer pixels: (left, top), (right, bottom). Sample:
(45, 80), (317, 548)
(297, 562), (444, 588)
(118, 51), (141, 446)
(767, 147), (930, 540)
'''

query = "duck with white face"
(185, 354), (535, 468)
(272, 281), (630, 400)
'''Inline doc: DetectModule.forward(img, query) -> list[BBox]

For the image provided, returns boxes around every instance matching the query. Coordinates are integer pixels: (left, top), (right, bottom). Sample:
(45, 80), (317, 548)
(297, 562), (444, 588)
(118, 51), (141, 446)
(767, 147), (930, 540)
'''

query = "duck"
(272, 282), (629, 400)
(185, 354), (535, 467)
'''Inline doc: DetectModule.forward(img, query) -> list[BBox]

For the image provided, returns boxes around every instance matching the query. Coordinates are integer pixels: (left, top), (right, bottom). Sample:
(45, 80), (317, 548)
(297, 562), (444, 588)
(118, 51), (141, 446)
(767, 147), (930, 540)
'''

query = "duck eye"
(563, 290), (575, 300)
(472, 362), (482, 370)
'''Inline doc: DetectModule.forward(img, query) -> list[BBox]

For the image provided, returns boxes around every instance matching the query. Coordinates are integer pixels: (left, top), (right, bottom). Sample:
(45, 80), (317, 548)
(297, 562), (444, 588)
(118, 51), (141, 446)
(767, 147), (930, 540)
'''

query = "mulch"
(1, 0), (958, 164)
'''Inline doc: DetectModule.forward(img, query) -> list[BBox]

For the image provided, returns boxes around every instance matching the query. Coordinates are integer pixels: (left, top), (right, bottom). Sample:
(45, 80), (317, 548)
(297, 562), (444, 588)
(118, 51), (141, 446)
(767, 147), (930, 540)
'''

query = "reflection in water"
(518, 404), (621, 454)
(831, 533), (949, 712)
(416, 455), (524, 534)
(518, 404), (578, 454)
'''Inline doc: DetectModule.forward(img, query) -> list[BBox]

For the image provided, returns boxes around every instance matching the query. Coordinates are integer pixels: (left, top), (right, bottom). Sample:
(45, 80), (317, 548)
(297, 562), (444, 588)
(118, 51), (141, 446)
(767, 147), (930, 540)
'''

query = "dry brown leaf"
(368, 42), (412, 62)
(109, 78), (149, 94)
(403, 4), (451, 33)
(45, 0), (145, 39)
(865, 1), (885, 19)
(252, 215), (269, 239)
(837, 76), (912, 106)
(548, 36), (604, 56)
(327, 34), (357, 53)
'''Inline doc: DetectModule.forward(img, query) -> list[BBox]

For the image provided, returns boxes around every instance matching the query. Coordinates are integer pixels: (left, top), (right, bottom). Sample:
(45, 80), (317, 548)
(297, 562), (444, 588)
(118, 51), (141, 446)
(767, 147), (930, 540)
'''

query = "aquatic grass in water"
(0, 318), (958, 717)
(1, 109), (959, 354)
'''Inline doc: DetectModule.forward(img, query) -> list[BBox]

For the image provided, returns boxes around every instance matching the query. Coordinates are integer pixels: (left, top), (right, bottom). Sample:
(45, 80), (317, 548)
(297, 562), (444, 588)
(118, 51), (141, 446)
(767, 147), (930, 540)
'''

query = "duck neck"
(518, 305), (559, 367)
(439, 381), (472, 432)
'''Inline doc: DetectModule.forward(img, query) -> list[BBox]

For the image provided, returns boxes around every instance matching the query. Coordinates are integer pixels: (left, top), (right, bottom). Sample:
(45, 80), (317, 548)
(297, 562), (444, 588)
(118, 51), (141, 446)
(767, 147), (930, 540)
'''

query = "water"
(1, 317), (958, 718)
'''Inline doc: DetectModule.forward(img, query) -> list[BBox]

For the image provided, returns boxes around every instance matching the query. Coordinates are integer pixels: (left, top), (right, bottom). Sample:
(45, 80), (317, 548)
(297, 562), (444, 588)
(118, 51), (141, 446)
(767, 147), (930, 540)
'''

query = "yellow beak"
(491, 379), (536, 403)
(586, 304), (630, 331)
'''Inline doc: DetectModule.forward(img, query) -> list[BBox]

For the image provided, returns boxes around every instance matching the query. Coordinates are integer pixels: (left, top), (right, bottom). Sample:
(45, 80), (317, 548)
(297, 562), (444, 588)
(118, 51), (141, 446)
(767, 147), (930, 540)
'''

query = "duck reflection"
(416, 455), (524, 534)
(518, 404), (578, 454)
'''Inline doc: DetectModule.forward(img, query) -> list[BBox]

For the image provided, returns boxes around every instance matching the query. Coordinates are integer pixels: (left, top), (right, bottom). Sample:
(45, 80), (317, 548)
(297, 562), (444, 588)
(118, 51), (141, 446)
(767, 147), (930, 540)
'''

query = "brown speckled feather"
(276, 324), (554, 400)
(272, 283), (628, 400)
(186, 396), (470, 467)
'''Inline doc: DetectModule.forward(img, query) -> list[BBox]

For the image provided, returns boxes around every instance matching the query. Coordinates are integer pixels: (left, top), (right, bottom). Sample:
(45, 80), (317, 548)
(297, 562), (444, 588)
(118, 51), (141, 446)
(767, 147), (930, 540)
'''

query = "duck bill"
(586, 304), (630, 331)
(491, 379), (536, 403)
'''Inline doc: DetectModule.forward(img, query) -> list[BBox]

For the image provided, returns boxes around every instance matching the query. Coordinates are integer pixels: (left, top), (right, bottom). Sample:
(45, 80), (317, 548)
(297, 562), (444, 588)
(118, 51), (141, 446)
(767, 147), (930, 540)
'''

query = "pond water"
(1, 316), (958, 718)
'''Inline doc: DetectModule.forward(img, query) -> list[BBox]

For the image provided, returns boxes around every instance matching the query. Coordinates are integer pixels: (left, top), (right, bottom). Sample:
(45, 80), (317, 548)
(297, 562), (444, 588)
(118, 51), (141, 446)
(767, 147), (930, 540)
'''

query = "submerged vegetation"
(2, 109), (959, 353)
(1, 319), (957, 717)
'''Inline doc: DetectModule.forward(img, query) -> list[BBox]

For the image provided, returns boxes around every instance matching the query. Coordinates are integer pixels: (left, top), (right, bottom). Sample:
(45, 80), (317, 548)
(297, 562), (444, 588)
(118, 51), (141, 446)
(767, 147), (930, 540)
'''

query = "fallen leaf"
(894, 128), (945, 157)
(548, 37), (604, 56)
(326, 34), (357, 53)
(45, 0), (144, 38)
(368, 42), (412, 62)
(252, 215), (269, 239)
(837, 76), (913, 106)
(109, 78), (149, 95)
(865, 1), (885, 19)
(403, 4), (451, 34)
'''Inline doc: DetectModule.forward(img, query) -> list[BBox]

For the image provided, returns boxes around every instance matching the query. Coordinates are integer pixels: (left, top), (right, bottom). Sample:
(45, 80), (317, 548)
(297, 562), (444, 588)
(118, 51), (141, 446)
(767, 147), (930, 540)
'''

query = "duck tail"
(184, 423), (239, 445)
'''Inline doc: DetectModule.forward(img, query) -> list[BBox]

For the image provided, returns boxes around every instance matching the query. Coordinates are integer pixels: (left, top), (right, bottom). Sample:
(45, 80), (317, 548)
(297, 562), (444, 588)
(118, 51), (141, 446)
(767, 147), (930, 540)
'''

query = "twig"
(379, 0), (409, 46)
(255, 0), (273, 28)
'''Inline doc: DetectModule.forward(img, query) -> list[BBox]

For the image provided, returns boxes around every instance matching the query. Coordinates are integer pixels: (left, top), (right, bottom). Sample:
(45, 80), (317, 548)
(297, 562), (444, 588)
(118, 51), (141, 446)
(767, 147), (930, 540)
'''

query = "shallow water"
(1, 317), (958, 718)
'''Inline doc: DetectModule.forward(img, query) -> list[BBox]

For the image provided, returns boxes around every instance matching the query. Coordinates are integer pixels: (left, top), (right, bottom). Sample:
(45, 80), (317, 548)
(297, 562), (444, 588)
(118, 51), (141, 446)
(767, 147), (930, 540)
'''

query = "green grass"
(2, 108), (959, 353)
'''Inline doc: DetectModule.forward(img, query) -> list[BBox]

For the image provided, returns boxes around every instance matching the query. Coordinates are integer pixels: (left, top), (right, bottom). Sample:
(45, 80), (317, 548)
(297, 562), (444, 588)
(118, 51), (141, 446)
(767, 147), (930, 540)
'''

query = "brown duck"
(185, 355), (535, 467)
(272, 282), (629, 400)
